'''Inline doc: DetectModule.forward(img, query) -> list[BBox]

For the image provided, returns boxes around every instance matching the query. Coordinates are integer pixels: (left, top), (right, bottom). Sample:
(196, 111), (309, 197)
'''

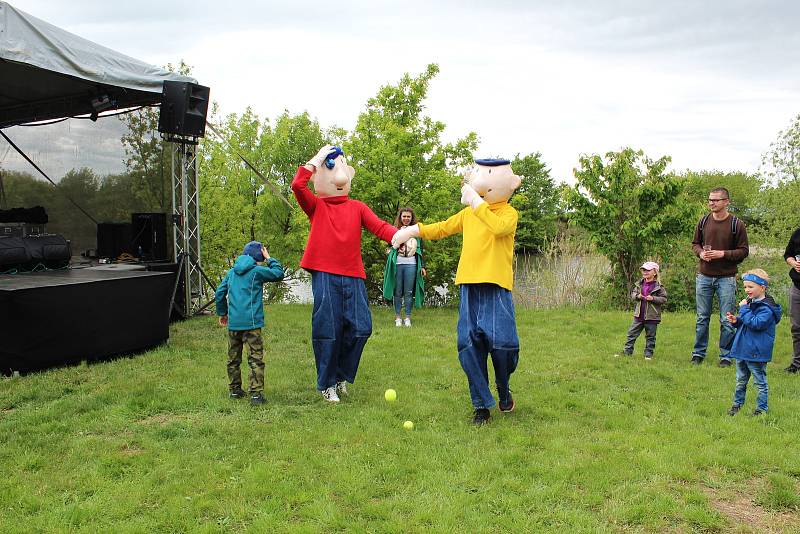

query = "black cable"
(16, 105), (153, 127)
(0, 129), (99, 225)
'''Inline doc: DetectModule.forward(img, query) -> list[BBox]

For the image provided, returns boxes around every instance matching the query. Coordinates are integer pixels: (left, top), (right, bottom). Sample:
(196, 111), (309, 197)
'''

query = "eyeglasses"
(707, 198), (729, 203)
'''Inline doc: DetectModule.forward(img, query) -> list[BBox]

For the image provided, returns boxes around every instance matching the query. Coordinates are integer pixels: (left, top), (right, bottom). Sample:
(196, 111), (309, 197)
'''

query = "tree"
(681, 170), (763, 226)
(762, 112), (800, 183)
(345, 63), (477, 302)
(117, 62), (192, 218)
(509, 152), (560, 253)
(199, 108), (327, 302)
(567, 148), (698, 306)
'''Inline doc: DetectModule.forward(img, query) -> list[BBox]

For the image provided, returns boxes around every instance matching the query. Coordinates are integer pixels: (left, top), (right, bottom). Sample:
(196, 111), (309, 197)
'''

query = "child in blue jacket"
(725, 269), (782, 416)
(215, 241), (284, 405)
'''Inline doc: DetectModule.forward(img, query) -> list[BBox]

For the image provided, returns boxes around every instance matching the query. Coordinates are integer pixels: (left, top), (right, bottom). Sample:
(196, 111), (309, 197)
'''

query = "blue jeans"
(393, 263), (416, 316)
(694, 274), (737, 360)
(310, 271), (372, 391)
(733, 360), (768, 412)
(457, 284), (520, 409)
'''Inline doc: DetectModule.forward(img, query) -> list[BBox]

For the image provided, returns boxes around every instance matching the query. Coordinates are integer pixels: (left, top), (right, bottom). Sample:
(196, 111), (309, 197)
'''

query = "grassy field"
(2, 304), (800, 533)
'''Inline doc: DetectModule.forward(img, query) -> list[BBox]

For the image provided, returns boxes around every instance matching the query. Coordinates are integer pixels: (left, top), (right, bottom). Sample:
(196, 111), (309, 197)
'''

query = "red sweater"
(291, 166), (397, 279)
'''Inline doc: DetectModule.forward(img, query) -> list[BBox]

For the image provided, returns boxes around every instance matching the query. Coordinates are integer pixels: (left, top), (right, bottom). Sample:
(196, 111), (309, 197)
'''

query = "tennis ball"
(403, 420), (414, 430)
(384, 389), (397, 402)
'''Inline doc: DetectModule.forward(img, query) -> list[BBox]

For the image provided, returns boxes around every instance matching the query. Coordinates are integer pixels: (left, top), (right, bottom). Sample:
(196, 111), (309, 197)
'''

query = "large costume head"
(312, 146), (356, 197)
(464, 158), (521, 204)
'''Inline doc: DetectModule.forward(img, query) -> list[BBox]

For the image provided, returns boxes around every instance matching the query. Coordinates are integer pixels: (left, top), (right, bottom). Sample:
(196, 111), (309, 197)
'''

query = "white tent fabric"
(0, 1), (195, 93)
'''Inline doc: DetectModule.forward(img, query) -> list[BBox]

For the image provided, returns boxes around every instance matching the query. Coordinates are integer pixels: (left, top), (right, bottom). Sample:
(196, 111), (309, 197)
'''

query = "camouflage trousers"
(227, 329), (265, 394)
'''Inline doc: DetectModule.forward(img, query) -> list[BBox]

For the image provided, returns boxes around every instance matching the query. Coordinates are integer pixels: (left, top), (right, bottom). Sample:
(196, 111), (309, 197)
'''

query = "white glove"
(460, 183), (485, 210)
(392, 224), (419, 248)
(307, 144), (335, 169)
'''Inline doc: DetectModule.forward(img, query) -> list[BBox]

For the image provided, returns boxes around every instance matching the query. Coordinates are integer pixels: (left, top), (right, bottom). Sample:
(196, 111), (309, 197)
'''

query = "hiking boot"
(718, 359), (733, 368)
(472, 408), (491, 426)
(250, 393), (265, 406)
(691, 356), (703, 365)
(727, 405), (741, 416)
(644, 354), (653, 360)
(395, 318), (402, 327)
(403, 318), (412, 327)
(785, 366), (799, 374)
(336, 381), (348, 396)
(229, 388), (247, 399)
(321, 386), (340, 403)
(751, 409), (766, 417)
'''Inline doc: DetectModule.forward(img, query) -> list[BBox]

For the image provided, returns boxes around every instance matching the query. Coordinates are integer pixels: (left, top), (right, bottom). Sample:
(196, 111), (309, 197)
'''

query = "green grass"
(2, 305), (800, 532)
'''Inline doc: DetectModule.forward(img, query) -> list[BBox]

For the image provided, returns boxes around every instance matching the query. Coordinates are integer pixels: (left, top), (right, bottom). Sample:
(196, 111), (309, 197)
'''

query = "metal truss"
(170, 141), (212, 317)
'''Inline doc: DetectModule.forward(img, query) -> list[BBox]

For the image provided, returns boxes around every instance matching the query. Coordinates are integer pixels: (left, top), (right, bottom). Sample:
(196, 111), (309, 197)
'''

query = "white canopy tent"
(0, 1), (195, 127)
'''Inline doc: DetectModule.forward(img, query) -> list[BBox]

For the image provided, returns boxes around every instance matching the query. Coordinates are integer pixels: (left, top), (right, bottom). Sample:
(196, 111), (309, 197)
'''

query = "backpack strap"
(699, 214), (711, 246)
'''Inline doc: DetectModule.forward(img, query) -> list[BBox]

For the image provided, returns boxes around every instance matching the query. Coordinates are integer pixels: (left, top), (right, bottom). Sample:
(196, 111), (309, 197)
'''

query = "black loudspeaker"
(131, 213), (168, 261)
(157, 81), (210, 138)
(97, 223), (133, 259)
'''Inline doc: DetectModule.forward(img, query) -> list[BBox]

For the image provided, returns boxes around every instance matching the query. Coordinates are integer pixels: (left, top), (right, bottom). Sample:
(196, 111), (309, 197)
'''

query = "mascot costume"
(292, 145), (397, 402)
(393, 159), (521, 425)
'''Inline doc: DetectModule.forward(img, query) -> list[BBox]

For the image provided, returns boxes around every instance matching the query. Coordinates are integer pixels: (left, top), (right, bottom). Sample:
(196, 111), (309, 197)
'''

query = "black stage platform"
(0, 268), (176, 374)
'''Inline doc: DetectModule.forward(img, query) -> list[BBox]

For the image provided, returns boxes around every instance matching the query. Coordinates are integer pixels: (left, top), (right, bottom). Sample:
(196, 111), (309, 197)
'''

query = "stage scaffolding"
(170, 141), (212, 317)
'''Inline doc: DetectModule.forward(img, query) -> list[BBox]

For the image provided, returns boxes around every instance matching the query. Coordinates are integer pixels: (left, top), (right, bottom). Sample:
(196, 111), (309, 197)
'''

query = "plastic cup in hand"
(703, 245), (712, 261)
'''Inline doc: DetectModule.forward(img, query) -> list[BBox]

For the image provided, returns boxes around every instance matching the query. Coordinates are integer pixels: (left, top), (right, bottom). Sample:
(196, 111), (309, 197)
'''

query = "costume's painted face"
(464, 163), (521, 204)
(311, 155), (355, 197)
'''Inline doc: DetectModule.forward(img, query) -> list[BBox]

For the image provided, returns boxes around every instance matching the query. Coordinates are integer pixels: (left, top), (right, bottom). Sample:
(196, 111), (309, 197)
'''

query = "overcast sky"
(3, 0), (799, 183)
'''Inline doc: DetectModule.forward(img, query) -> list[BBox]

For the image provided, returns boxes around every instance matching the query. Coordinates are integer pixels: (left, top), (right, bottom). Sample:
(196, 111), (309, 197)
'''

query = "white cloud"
(5, 0), (799, 184)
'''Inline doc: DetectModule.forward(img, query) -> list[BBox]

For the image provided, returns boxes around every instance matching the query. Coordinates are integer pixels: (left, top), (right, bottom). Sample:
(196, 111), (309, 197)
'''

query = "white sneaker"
(403, 318), (411, 327)
(336, 381), (348, 396)
(321, 386), (340, 403)
(395, 318), (402, 327)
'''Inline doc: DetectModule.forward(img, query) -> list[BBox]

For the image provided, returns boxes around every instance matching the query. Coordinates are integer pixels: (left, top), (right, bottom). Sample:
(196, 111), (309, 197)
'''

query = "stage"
(0, 268), (176, 374)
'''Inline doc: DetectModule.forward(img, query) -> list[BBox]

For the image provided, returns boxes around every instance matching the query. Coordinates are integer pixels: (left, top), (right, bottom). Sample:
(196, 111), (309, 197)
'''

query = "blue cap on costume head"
(243, 241), (264, 262)
(475, 158), (511, 166)
(325, 146), (345, 169)
(742, 273), (768, 287)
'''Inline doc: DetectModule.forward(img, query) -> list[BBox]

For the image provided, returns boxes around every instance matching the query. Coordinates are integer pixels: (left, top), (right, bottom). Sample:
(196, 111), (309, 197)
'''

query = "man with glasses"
(691, 187), (749, 366)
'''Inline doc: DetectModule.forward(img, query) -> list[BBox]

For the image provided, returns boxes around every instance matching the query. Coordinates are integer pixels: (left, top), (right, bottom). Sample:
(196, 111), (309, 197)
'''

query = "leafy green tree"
(199, 108), (327, 302)
(345, 63), (477, 302)
(750, 180), (800, 246)
(681, 170), (763, 226)
(567, 148), (699, 306)
(510, 152), (560, 253)
(762, 112), (800, 183)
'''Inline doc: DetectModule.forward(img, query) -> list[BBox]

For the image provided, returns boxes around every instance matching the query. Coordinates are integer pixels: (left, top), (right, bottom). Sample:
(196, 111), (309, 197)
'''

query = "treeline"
(3, 63), (798, 310)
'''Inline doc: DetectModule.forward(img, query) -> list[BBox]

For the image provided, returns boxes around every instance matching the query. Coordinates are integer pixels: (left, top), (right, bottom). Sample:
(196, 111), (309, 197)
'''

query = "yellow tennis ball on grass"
(403, 420), (414, 430)
(384, 389), (397, 402)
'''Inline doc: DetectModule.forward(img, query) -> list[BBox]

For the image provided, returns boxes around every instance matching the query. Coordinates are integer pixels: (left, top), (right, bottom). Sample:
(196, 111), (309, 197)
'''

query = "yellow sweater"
(418, 201), (517, 291)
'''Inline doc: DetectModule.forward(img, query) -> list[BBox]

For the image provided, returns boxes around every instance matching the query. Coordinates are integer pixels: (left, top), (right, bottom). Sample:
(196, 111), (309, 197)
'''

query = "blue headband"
(742, 273), (768, 287)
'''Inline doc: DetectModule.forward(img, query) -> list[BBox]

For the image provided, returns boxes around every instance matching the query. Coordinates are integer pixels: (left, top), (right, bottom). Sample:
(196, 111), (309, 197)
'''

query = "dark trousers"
(623, 320), (658, 357)
(790, 286), (800, 369)
(457, 284), (520, 409)
(311, 271), (372, 391)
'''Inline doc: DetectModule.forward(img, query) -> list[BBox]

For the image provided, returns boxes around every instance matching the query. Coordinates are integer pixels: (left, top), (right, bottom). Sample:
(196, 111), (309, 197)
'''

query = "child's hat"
(243, 241), (264, 262)
(640, 261), (659, 271)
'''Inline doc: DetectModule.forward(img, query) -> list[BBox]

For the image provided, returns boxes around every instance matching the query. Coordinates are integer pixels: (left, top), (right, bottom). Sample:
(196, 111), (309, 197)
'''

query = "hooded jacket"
(215, 255), (284, 331)
(629, 278), (667, 322)
(729, 294), (783, 363)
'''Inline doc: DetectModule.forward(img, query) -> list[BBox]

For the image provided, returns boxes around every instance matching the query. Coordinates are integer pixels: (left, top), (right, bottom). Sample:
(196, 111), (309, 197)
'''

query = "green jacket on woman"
(382, 237), (425, 308)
